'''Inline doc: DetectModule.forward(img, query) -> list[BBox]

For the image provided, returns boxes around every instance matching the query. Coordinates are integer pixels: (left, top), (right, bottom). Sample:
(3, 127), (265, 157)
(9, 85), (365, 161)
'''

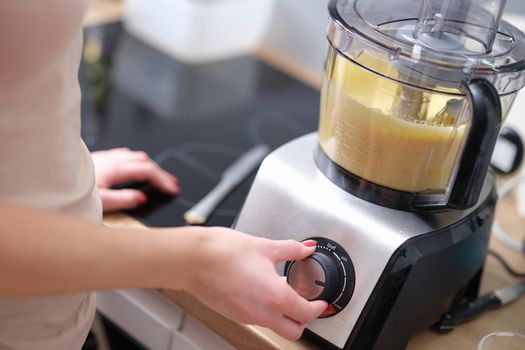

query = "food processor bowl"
(317, 0), (525, 210)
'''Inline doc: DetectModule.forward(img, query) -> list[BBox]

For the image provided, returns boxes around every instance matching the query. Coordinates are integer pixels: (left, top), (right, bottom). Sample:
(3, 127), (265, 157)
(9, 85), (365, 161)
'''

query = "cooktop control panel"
(285, 237), (355, 317)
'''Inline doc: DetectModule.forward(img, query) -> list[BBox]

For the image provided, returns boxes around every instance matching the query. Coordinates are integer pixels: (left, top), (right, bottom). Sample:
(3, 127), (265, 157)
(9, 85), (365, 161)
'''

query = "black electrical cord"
(487, 249), (525, 279)
(435, 248), (525, 331)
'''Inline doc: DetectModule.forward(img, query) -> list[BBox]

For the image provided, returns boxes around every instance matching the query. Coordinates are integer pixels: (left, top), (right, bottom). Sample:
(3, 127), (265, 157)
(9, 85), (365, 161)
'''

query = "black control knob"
(284, 237), (355, 318)
(287, 252), (340, 302)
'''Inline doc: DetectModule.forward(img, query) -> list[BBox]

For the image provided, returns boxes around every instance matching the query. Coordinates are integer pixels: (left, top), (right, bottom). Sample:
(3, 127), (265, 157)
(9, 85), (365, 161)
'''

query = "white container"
(123, 0), (277, 63)
(503, 14), (525, 216)
(97, 289), (234, 350)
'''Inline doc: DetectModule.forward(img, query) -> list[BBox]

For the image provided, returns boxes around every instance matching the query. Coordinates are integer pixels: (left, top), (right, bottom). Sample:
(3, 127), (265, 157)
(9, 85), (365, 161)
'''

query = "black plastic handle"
(448, 79), (502, 210)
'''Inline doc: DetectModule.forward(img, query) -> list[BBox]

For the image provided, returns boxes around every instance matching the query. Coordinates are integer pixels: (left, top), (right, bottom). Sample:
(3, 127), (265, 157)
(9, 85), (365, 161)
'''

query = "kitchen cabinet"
(97, 289), (233, 350)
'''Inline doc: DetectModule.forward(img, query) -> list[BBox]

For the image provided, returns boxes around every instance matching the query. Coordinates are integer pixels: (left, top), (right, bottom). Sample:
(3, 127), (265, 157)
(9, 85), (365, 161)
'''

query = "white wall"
(262, 0), (329, 74)
(262, 0), (525, 76)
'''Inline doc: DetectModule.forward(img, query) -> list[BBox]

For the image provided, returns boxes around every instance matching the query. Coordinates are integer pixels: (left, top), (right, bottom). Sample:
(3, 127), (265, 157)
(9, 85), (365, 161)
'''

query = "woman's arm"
(0, 201), (186, 295)
(0, 202), (326, 339)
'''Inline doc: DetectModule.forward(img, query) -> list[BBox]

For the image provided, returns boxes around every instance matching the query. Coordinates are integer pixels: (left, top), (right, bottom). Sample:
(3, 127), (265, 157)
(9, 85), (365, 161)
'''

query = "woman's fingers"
(281, 285), (328, 325)
(110, 161), (180, 195)
(98, 188), (147, 212)
(268, 299), (326, 341)
(267, 239), (316, 263)
(92, 148), (180, 195)
(266, 315), (306, 341)
(261, 240), (327, 329)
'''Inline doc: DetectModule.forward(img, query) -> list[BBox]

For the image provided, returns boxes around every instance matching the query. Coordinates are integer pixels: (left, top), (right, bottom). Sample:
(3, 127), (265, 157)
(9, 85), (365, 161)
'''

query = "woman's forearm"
(0, 201), (328, 340)
(0, 201), (198, 296)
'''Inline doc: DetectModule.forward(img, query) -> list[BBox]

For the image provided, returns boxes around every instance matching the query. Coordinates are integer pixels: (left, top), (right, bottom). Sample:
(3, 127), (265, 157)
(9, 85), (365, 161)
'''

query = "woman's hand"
(180, 227), (327, 341)
(92, 149), (326, 340)
(91, 148), (180, 212)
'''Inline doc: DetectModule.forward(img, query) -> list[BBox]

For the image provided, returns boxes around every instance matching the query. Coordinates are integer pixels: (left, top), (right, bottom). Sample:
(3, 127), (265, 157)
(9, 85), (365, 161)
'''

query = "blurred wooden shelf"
(84, 0), (123, 27)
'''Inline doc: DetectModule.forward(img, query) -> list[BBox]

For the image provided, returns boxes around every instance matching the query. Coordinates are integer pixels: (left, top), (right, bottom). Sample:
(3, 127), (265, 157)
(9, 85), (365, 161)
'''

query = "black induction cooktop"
(80, 24), (320, 228)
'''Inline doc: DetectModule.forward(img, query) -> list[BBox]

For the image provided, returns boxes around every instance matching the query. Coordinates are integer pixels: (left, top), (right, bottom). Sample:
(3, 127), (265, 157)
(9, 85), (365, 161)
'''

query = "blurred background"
(87, 0), (525, 212)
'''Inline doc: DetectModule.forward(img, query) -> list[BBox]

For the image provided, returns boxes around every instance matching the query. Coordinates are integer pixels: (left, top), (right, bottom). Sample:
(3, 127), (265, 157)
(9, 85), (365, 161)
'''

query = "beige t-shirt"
(0, 1), (102, 349)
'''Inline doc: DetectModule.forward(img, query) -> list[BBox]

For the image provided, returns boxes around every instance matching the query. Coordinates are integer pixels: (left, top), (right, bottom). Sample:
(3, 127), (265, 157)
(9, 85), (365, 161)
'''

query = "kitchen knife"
(437, 280), (525, 331)
(183, 144), (270, 225)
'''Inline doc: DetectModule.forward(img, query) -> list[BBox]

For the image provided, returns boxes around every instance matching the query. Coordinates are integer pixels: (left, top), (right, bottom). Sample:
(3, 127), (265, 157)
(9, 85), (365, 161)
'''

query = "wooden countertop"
(89, 2), (525, 349)
(84, 0), (123, 27)
(104, 195), (525, 350)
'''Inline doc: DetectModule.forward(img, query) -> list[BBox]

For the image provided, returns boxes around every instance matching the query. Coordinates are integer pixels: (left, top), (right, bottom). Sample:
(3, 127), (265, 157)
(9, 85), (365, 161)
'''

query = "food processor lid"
(328, 0), (525, 94)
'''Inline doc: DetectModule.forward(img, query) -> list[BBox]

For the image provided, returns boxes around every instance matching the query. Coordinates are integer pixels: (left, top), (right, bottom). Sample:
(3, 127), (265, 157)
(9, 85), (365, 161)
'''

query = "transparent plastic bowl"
(477, 332), (525, 350)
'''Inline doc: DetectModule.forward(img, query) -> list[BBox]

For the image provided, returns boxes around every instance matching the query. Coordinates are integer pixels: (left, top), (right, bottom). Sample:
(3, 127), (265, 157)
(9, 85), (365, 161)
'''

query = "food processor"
(234, 0), (525, 349)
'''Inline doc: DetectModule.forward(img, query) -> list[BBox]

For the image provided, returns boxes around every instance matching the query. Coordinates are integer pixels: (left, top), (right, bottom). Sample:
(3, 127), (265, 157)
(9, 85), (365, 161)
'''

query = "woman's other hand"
(91, 148), (180, 212)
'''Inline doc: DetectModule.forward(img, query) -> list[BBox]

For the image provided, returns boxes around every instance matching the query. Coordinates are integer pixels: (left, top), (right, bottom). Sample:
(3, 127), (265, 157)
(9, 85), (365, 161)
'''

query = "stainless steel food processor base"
(233, 133), (493, 349)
